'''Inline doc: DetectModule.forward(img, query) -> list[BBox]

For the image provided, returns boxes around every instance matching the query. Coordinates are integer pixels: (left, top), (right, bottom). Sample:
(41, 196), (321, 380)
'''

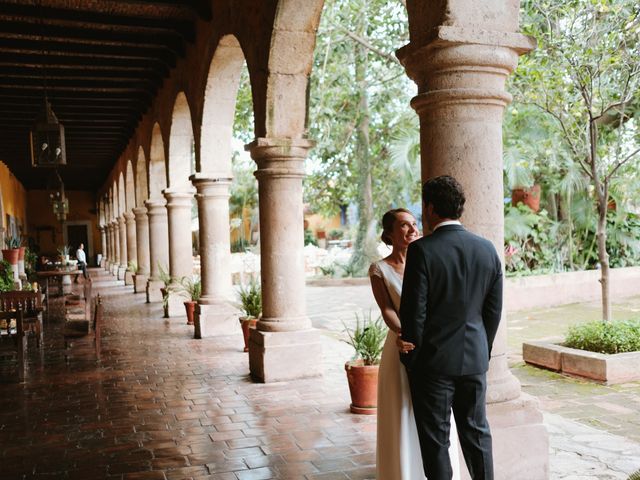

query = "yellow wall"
(0, 161), (28, 237)
(26, 190), (99, 260)
(305, 212), (341, 237)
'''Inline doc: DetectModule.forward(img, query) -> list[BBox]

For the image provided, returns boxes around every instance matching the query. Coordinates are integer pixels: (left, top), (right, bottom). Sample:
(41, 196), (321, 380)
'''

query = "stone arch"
(149, 122), (167, 199)
(118, 173), (126, 217)
(135, 146), (149, 207)
(168, 92), (194, 189)
(125, 160), (135, 213)
(263, 0), (325, 138)
(200, 35), (246, 177)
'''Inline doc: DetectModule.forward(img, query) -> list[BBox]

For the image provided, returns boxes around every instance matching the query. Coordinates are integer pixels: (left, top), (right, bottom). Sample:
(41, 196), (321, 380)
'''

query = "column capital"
(245, 137), (314, 179)
(397, 26), (535, 115)
(117, 215), (126, 226)
(110, 219), (118, 228)
(132, 206), (148, 218)
(124, 211), (135, 223)
(163, 188), (194, 209)
(190, 174), (232, 197)
(144, 198), (167, 213)
(98, 225), (106, 232)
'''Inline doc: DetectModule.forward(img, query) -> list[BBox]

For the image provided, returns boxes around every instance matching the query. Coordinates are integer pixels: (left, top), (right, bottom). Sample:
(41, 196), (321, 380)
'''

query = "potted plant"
(2, 234), (20, 266)
(343, 311), (387, 414)
(57, 245), (71, 264)
(158, 263), (172, 318)
(170, 275), (201, 325)
(0, 259), (15, 292)
(237, 278), (261, 352)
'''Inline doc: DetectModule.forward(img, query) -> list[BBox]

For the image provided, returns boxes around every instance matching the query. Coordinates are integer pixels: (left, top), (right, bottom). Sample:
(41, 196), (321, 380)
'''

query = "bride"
(369, 208), (460, 480)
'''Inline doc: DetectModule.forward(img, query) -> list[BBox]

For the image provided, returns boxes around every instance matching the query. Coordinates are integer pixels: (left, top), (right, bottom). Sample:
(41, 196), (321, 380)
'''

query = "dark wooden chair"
(0, 291), (44, 348)
(64, 294), (103, 361)
(0, 309), (27, 382)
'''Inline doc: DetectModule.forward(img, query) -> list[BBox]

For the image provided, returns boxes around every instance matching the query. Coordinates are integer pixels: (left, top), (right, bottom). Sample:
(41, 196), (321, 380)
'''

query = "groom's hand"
(396, 332), (415, 354)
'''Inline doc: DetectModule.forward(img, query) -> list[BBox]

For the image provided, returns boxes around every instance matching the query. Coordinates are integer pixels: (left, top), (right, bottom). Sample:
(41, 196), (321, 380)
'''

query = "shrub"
(0, 259), (14, 292)
(238, 278), (261, 318)
(564, 319), (640, 354)
(343, 311), (387, 366)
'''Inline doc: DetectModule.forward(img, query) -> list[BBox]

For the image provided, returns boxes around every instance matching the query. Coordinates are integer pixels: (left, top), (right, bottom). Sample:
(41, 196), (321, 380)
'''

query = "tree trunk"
(589, 120), (611, 322)
(350, 12), (377, 274)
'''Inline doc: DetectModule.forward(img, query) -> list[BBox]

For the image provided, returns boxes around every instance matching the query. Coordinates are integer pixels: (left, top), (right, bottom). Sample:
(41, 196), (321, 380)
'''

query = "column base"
(124, 270), (134, 285)
(194, 301), (240, 339)
(117, 266), (127, 280)
(133, 274), (148, 293)
(482, 393), (549, 480)
(100, 258), (106, 268)
(248, 328), (323, 383)
(110, 263), (118, 275)
(166, 290), (187, 317)
(146, 279), (164, 303)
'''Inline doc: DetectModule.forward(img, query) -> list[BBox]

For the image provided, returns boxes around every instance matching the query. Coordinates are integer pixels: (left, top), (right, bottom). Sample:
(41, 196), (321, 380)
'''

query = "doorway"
(64, 221), (92, 266)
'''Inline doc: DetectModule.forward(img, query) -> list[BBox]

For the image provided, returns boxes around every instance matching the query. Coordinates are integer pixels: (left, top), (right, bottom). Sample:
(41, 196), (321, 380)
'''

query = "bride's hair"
(381, 208), (413, 246)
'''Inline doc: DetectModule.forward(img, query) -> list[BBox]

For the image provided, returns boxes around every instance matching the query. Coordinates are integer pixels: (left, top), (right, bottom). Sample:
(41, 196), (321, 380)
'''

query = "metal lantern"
(30, 100), (66, 167)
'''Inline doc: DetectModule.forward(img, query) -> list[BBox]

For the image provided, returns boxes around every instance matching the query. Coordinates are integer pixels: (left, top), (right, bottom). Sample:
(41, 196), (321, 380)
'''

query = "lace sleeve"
(368, 262), (382, 279)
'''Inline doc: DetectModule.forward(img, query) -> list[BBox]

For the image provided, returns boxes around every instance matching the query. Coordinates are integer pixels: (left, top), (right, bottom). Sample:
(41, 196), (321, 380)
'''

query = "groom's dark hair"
(422, 175), (465, 219)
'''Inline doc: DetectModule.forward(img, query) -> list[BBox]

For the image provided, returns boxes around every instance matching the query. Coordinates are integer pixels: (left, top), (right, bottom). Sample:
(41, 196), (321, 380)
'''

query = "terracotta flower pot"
(239, 316), (258, 352)
(511, 185), (541, 212)
(18, 246), (25, 261)
(345, 360), (379, 415)
(2, 248), (19, 265)
(184, 300), (196, 325)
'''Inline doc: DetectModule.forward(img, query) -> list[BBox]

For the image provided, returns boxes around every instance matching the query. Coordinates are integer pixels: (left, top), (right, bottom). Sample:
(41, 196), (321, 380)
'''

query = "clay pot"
(239, 316), (258, 352)
(2, 248), (19, 265)
(184, 300), (196, 325)
(511, 185), (541, 212)
(345, 360), (379, 415)
(18, 247), (25, 261)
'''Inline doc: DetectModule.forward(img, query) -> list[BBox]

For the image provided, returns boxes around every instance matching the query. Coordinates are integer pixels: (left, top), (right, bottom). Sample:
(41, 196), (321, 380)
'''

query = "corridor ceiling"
(0, 0), (210, 190)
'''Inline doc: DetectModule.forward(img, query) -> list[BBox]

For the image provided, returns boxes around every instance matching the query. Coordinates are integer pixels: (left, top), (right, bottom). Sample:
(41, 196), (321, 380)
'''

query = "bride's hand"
(396, 332), (415, 354)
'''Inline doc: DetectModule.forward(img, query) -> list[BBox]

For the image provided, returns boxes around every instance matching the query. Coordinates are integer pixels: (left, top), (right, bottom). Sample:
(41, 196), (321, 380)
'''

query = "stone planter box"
(523, 341), (640, 384)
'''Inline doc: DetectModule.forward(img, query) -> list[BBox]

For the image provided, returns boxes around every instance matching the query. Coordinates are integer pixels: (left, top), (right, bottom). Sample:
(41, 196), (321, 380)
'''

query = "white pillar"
(397, 26), (547, 479)
(133, 207), (150, 294)
(111, 220), (120, 276)
(145, 199), (170, 303)
(99, 226), (107, 268)
(163, 188), (195, 317)
(190, 175), (238, 337)
(117, 215), (127, 280)
(245, 138), (322, 382)
(124, 212), (137, 285)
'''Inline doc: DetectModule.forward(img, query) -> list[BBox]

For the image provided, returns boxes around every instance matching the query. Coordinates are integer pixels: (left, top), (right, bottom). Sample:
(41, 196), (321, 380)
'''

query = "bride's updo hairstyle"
(381, 208), (413, 246)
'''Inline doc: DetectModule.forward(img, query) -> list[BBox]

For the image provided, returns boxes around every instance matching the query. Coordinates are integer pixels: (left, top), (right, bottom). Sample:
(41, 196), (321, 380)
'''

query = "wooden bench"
(0, 291), (44, 349)
(0, 310), (27, 382)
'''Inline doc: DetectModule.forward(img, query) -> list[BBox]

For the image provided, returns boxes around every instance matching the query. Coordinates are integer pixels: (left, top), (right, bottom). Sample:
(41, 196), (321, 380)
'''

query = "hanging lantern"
(47, 169), (69, 223)
(30, 100), (66, 167)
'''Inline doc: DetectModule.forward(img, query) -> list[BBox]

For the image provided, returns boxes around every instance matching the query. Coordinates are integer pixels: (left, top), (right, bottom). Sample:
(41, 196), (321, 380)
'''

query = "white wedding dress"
(370, 260), (461, 480)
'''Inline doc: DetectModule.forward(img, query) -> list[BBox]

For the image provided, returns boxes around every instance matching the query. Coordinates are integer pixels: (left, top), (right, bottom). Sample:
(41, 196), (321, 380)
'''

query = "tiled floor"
(0, 270), (375, 480)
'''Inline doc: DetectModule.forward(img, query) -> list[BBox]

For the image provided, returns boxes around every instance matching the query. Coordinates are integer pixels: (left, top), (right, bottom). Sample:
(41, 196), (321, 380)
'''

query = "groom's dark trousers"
(399, 225), (503, 480)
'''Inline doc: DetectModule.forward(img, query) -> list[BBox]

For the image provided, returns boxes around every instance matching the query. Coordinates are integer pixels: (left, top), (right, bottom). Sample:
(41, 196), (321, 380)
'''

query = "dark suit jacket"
(399, 224), (503, 376)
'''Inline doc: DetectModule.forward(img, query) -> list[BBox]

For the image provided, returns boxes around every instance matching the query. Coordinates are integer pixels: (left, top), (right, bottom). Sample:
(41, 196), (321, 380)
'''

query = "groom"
(399, 175), (503, 480)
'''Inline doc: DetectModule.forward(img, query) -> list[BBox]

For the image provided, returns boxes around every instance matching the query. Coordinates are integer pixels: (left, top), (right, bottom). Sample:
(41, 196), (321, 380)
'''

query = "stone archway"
(191, 34), (247, 337)
(164, 91), (197, 316)
(123, 160), (137, 284)
(145, 123), (170, 302)
(132, 146), (151, 288)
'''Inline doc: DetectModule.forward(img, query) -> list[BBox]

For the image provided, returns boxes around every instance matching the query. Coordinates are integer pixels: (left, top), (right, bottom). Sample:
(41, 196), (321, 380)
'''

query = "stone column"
(124, 212), (137, 285)
(111, 220), (120, 276)
(163, 188), (195, 317)
(104, 224), (112, 271)
(145, 199), (170, 303)
(397, 27), (547, 479)
(133, 207), (150, 294)
(190, 174), (238, 338)
(99, 226), (107, 268)
(117, 215), (127, 280)
(245, 138), (322, 382)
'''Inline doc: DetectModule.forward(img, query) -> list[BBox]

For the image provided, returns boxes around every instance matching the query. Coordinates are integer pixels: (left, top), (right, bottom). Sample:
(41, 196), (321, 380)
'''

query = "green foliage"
(57, 245), (71, 257)
(0, 259), (14, 292)
(304, 229), (318, 247)
(230, 238), (250, 253)
(171, 275), (202, 302)
(4, 235), (21, 249)
(565, 319), (640, 354)
(343, 310), (387, 366)
(328, 229), (344, 240)
(127, 260), (138, 274)
(339, 261), (361, 278)
(24, 247), (37, 278)
(157, 263), (172, 288)
(319, 265), (336, 277)
(237, 279), (261, 318)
